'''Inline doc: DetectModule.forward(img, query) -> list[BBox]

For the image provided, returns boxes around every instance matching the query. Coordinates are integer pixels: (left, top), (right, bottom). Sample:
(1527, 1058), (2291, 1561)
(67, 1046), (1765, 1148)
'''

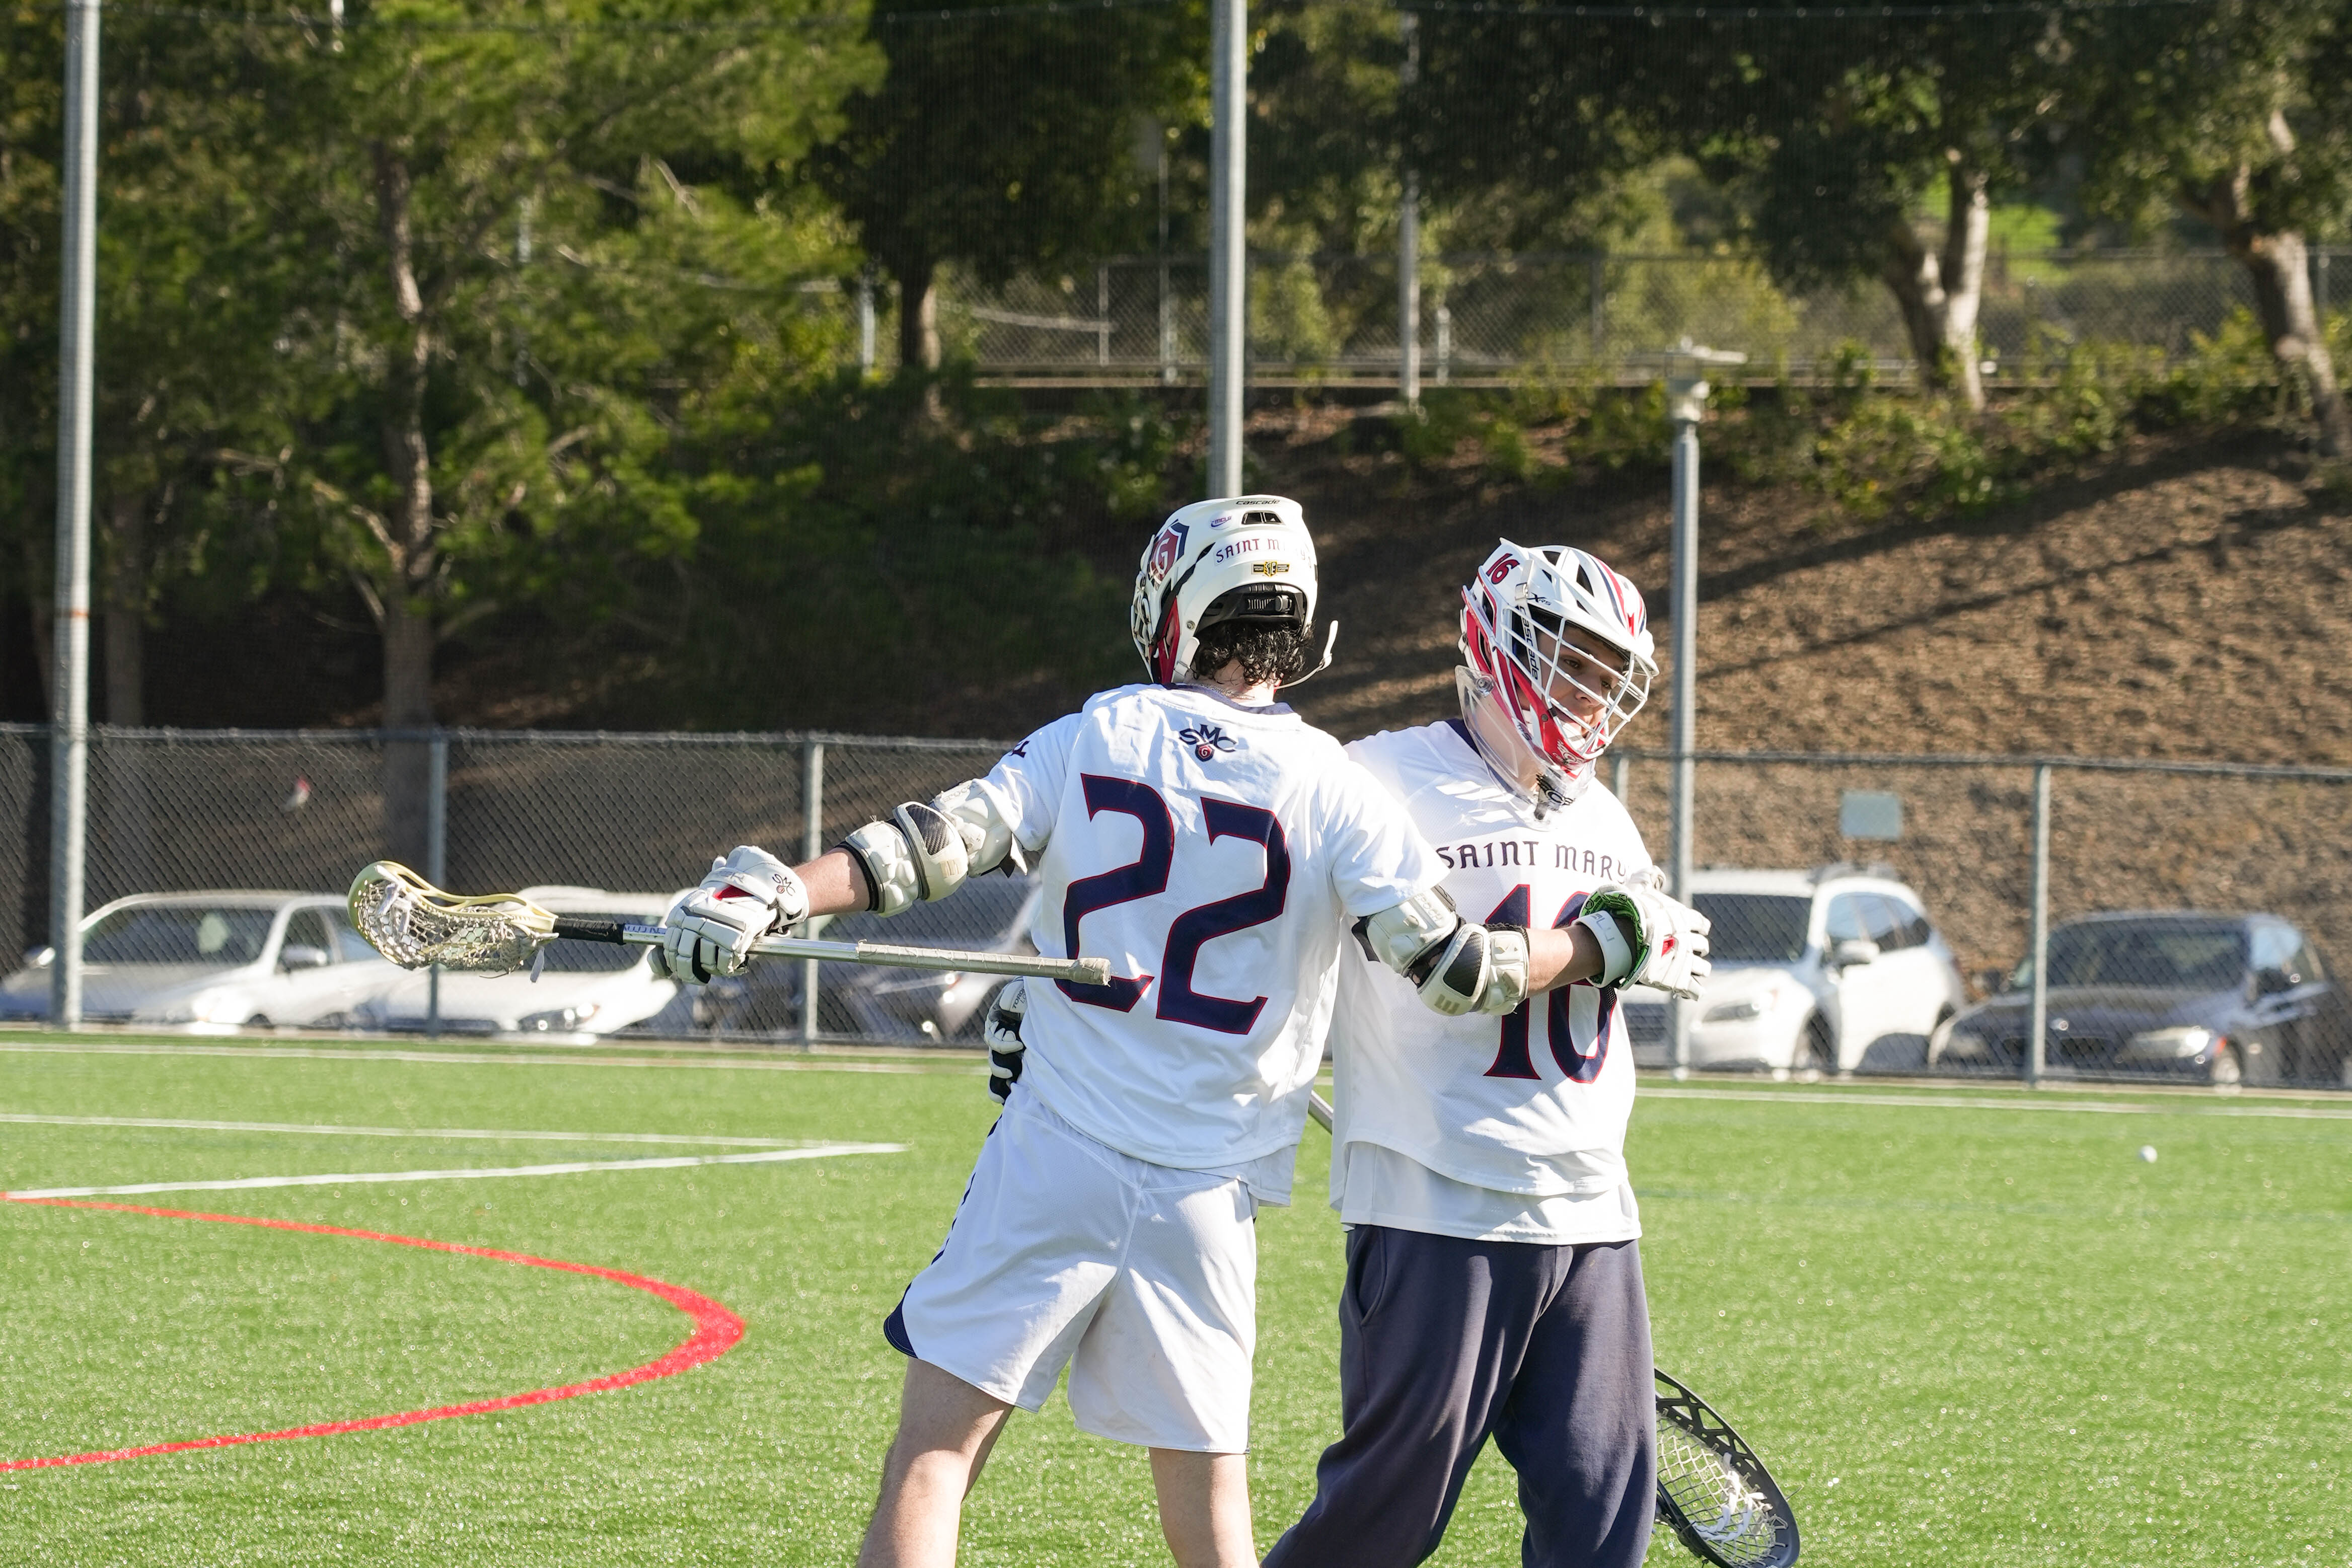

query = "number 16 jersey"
(975, 684), (1441, 1177)
(1332, 719), (1652, 1214)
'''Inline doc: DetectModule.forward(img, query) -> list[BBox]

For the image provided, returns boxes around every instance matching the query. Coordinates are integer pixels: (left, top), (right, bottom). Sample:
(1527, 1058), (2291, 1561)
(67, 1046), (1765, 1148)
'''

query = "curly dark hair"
(1192, 621), (1311, 688)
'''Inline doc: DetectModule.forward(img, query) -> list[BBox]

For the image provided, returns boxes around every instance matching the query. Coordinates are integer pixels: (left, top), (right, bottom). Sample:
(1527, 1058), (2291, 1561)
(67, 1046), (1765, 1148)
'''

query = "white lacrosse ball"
(2138, 1145), (2158, 1163)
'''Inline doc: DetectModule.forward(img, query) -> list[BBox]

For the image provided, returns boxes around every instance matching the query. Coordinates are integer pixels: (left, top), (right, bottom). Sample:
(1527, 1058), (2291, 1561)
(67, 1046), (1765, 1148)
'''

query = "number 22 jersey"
(1330, 719), (1652, 1242)
(975, 684), (1441, 1179)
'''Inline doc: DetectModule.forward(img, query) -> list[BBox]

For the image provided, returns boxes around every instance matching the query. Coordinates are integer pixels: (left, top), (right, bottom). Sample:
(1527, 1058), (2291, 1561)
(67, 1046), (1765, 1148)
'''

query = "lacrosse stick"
(346, 862), (1113, 987)
(1303, 1091), (1799, 1568)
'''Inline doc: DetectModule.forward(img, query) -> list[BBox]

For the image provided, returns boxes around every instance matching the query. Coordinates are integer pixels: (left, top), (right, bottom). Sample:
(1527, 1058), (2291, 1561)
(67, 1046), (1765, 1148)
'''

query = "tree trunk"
(101, 492), (144, 726)
(21, 533), (52, 719)
(1880, 160), (1991, 411)
(372, 142), (441, 865)
(895, 256), (939, 371)
(2181, 117), (2351, 459)
(2231, 229), (2348, 459)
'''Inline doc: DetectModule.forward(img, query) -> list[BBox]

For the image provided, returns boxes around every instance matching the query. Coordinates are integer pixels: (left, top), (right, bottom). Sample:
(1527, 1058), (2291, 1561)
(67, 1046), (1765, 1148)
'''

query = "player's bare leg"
(1148, 1448), (1257, 1568)
(855, 1359), (1014, 1568)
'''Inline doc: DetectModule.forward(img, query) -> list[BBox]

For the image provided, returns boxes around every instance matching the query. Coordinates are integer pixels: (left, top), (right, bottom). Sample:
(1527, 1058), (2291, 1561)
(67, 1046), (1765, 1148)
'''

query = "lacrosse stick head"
(347, 861), (561, 975)
(1653, 1369), (1799, 1568)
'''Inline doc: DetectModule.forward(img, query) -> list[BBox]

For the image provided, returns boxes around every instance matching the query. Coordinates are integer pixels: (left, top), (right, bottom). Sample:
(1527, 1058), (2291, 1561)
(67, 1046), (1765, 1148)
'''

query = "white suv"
(1624, 866), (1966, 1075)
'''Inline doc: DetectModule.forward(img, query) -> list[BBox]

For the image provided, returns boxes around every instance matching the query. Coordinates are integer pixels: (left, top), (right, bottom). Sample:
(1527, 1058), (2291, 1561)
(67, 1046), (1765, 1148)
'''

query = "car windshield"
(536, 913), (664, 973)
(2022, 922), (2249, 991)
(83, 906), (275, 967)
(1693, 894), (1812, 963)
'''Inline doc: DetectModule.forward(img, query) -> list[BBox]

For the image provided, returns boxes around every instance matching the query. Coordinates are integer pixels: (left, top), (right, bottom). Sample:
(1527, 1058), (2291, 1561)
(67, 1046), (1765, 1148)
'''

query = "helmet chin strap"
(1456, 667), (1589, 816)
(1277, 620), (1342, 690)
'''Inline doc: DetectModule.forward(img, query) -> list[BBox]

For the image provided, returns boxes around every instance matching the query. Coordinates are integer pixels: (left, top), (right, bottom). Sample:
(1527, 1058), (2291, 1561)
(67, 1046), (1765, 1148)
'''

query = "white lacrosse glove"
(983, 979), (1026, 1103)
(1479, 925), (1534, 1015)
(653, 846), (810, 985)
(1576, 877), (1712, 1000)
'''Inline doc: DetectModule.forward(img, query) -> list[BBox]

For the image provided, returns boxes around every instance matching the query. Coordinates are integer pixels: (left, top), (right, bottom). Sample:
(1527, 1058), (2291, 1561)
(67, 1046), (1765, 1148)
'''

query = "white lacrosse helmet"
(1130, 495), (1332, 687)
(1458, 540), (1656, 808)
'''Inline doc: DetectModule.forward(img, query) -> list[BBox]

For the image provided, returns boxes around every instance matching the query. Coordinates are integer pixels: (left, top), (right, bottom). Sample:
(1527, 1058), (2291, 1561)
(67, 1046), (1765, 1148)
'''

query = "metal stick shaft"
(547, 918), (1110, 987)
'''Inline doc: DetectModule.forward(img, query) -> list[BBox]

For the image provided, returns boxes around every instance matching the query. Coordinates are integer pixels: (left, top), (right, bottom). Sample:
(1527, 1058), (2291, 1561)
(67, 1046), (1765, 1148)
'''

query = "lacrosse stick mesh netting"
(347, 861), (557, 975)
(1656, 1420), (1786, 1566)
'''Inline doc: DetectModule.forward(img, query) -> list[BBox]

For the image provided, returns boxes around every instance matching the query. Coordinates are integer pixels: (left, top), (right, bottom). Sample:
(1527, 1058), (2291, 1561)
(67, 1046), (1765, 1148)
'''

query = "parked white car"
(0, 890), (402, 1029)
(1624, 866), (1967, 1075)
(356, 886), (683, 1040)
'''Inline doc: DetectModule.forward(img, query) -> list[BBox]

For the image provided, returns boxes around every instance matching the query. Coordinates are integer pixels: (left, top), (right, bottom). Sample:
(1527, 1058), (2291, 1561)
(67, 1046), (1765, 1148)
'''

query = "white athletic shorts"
(883, 1089), (1260, 1452)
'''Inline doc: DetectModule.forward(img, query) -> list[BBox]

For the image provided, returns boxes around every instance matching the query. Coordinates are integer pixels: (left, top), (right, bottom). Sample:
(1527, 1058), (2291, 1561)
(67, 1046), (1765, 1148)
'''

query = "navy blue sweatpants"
(1261, 1227), (1655, 1568)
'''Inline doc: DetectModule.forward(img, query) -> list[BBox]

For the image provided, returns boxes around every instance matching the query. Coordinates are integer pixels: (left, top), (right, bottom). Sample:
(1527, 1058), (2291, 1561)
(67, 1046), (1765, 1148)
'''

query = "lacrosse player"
(653, 497), (1549, 1568)
(1257, 541), (1711, 1568)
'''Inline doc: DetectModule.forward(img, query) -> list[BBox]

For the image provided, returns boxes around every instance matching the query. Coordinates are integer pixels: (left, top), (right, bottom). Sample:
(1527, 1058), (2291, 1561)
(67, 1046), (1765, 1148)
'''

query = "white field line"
(0, 1040), (967, 1075)
(2, 1143), (906, 1201)
(0, 1113), (800, 1147)
(1640, 1086), (2352, 1122)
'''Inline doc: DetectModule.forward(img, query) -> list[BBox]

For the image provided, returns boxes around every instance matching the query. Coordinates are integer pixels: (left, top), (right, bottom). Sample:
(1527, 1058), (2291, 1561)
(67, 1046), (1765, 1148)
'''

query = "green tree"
(0, 3), (63, 715)
(815, 0), (1201, 371)
(220, 0), (875, 855)
(1682, 8), (2079, 411)
(2072, 0), (2352, 456)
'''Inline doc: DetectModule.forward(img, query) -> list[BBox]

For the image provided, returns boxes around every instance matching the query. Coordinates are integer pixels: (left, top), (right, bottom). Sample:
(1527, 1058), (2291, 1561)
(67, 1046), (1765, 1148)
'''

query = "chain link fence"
(916, 248), (2342, 384)
(1606, 750), (2352, 1091)
(5, 725), (2348, 1088)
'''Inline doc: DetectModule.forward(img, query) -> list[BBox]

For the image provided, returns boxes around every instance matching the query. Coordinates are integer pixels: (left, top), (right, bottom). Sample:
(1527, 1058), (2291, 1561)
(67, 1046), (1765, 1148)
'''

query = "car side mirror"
(279, 944), (331, 973)
(1828, 938), (1880, 970)
(2254, 965), (2298, 997)
(23, 945), (54, 969)
(1973, 966), (2008, 997)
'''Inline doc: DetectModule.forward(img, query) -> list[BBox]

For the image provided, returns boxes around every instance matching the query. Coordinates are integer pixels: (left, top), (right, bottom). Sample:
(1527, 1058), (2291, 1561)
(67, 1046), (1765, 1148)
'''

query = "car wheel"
(1799, 1015), (1836, 1075)
(244, 1014), (273, 1031)
(2208, 1042), (2244, 1087)
(314, 1011), (350, 1031)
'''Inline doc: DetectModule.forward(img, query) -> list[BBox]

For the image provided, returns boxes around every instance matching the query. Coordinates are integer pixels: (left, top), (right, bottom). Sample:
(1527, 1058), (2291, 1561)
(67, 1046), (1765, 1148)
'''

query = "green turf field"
(2, 1034), (2344, 1567)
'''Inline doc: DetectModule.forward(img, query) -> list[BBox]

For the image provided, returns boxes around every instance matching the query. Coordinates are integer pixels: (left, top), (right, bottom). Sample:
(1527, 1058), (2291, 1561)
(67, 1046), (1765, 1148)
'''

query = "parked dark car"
(1928, 912), (2352, 1086)
(634, 873), (1042, 1043)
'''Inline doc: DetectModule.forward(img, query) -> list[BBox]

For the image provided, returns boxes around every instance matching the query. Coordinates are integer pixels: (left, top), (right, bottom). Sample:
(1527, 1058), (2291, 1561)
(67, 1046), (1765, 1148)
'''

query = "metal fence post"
(1611, 751), (1629, 804)
(1097, 265), (1112, 367)
(857, 270), (876, 374)
(2026, 762), (2051, 1088)
(1588, 254), (1605, 361)
(801, 739), (825, 1049)
(425, 731), (448, 1040)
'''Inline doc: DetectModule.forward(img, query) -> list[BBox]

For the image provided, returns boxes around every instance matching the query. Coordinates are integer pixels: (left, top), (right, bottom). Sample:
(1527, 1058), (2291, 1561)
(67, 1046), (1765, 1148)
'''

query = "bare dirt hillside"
(1272, 414), (2352, 766)
(1257, 413), (2352, 983)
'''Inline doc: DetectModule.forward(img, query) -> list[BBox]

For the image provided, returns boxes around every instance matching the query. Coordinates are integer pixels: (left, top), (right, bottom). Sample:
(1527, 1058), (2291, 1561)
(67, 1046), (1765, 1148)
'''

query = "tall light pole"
(1207, 0), (1246, 496)
(1397, 13), (1420, 408)
(50, 0), (101, 1030)
(1662, 339), (1743, 1078)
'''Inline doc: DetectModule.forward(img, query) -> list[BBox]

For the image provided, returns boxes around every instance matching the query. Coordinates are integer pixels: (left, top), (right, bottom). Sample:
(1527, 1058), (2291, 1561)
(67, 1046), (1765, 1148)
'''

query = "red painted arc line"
(0, 1195), (746, 1471)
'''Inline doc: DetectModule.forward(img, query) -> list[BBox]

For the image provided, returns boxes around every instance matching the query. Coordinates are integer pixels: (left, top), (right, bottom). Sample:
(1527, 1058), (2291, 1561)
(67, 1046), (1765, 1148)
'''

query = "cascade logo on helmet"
(1128, 495), (1338, 688)
(1456, 539), (1657, 815)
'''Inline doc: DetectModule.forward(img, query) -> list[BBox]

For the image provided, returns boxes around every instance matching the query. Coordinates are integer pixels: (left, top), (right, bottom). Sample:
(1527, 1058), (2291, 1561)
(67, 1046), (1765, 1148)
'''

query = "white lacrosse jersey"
(1330, 720), (1651, 1238)
(977, 684), (1441, 1179)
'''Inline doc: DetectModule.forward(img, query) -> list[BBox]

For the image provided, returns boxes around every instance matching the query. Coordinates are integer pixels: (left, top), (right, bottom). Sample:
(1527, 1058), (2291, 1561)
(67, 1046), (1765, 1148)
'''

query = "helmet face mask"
(1458, 541), (1656, 810)
(1132, 496), (1324, 688)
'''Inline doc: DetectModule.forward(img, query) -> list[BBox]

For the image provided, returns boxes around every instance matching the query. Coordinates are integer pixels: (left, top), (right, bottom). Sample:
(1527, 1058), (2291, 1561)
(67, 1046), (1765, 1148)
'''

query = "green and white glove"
(1577, 876), (1712, 1000)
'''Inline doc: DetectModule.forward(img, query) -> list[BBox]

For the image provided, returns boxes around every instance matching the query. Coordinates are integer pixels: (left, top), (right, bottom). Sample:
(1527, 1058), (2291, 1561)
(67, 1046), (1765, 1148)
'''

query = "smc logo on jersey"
(1179, 722), (1237, 762)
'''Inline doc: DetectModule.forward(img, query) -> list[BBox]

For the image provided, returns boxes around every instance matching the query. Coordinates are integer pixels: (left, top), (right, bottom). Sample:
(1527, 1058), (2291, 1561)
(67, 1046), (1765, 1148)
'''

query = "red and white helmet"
(1458, 540), (1656, 809)
(1131, 495), (1330, 687)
